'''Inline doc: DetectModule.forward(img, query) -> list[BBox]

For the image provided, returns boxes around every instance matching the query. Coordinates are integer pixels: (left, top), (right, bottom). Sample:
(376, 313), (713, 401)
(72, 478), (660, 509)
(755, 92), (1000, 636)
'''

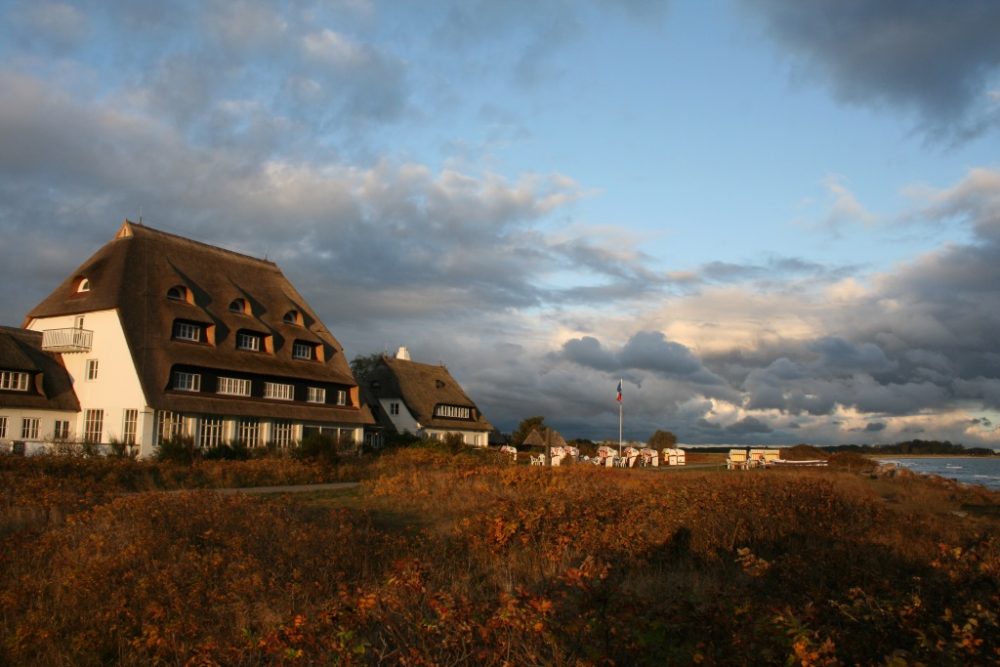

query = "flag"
(616, 379), (622, 403)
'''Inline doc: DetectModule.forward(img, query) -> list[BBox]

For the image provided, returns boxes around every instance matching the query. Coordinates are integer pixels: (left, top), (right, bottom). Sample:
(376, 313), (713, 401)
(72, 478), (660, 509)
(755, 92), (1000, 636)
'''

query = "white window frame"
(217, 377), (251, 396)
(434, 404), (471, 419)
(336, 389), (347, 406)
(292, 342), (314, 360)
(307, 387), (326, 404)
(200, 416), (225, 448)
(21, 417), (39, 440)
(122, 409), (138, 445)
(264, 382), (294, 400)
(84, 409), (103, 443)
(0, 416), (7, 439)
(173, 321), (202, 342)
(157, 411), (185, 444)
(236, 418), (260, 447)
(271, 420), (293, 447)
(174, 371), (201, 392)
(236, 332), (261, 351)
(0, 371), (30, 391)
(86, 359), (99, 381)
(389, 402), (399, 415)
(54, 420), (70, 440)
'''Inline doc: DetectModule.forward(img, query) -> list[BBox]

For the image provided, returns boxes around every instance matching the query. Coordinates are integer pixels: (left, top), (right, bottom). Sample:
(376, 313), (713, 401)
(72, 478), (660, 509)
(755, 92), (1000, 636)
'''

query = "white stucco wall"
(26, 309), (153, 456)
(379, 397), (420, 434)
(0, 407), (79, 452)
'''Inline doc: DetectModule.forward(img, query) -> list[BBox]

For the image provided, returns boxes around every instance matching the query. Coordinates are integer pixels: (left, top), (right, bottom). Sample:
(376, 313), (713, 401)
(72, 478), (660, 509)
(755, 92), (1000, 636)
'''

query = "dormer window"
(0, 371), (30, 392)
(292, 341), (317, 360)
(236, 331), (262, 351)
(434, 404), (472, 419)
(229, 298), (249, 314)
(172, 320), (203, 342)
(283, 310), (303, 326)
(166, 285), (192, 303)
(74, 277), (91, 293)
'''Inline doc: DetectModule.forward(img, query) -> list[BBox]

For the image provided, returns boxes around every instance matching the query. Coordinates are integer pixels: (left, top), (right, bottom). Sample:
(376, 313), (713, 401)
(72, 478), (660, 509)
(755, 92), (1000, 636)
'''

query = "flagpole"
(618, 377), (623, 456)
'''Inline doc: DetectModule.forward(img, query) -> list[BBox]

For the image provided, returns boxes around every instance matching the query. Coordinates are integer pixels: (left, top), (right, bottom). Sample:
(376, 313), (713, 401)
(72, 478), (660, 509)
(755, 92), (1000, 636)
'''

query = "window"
(0, 416), (6, 438)
(173, 321), (202, 342)
(336, 389), (347, 406)
(264, 382), (294, 400)
(389, 402), (399, 416)
(122, 409), (138, 445)
(434, 405), (471, 419)
(157, 411), (185, 443)
(236, 418), (259, 447)
(84, 409), (103, 443)
(174, 371), (201, 392)
(229, 298), (248, 314)
(217, 377), (251, 396)
(76, 277), (91, 293)
(200, 417), (224, 448)
(272, 420), (293, 447)
(166, 285), (188, 301)
(236, 332), (261, 351)
(21, 417), (39, 440)
(0, 371), (30, 391)
(86, 359), (99, 381)
(292, 342), (315, 360)
(54, 420), (70, 440)
(307, 387), (326, 404)
(283, 310), (301, 325)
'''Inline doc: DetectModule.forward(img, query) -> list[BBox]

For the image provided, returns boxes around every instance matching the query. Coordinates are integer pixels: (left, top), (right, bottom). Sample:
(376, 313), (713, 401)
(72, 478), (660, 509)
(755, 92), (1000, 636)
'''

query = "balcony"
(41, 328), (93, 353)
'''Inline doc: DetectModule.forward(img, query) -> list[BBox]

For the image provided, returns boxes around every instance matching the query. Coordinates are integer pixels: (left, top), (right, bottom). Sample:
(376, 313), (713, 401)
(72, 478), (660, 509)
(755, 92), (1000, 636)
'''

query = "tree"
(512, 416), (545, 448)
(350, 352), (383, 384)
(647, 429), (678, 450)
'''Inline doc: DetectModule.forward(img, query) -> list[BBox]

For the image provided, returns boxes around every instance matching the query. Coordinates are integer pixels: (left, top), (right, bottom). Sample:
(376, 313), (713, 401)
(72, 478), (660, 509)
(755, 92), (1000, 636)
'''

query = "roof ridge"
(122, 220), (280, 269)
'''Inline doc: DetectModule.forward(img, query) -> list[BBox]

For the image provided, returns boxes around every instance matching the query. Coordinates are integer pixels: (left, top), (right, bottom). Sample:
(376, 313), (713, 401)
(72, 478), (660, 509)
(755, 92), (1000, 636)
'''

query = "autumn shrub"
(2, 456), (997, 665)
(155, 435), (198, 464)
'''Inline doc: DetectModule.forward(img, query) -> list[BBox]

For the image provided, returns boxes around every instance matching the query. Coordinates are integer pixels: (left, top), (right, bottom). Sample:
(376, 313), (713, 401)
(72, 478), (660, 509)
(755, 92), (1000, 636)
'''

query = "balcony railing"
(41, 328), (93, 353)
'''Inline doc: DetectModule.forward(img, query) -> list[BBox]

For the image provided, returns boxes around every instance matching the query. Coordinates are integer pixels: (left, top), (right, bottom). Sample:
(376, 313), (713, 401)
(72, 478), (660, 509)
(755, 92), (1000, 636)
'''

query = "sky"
(2, 0), (1000, 447)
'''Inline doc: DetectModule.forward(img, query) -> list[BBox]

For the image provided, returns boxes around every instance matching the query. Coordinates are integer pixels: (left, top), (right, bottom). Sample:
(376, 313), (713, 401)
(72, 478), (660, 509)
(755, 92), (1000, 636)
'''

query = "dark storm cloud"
(725, 416), (773, 435)
(864, 422), (886, 433)
(558, 331), (727, 386)
(745, 0), (1000, 140)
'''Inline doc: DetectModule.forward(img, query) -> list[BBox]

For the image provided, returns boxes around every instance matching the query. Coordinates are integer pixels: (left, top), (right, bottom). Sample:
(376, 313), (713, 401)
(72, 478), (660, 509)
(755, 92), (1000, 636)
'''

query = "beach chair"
(727, 449), (749, 470)
(748, 449), (767, 468)
(762, 449), (781, 466)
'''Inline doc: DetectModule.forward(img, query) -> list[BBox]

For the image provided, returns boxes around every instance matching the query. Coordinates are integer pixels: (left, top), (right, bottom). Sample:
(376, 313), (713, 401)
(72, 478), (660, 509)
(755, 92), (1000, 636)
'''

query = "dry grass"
(1, 448), (997, 665)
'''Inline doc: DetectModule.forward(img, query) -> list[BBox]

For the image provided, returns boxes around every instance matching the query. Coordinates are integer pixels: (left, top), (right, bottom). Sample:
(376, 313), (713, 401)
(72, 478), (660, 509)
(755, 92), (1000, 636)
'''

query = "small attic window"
(75, 277), (91, 293)
(229, 298), (249, 314)
(166, 285), (189, 302)
(283, 310), (303, 326)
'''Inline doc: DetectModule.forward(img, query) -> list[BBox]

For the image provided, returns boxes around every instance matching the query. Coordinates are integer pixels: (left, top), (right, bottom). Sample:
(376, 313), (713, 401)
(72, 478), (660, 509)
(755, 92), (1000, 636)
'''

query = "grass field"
(1, 447), (997, 665)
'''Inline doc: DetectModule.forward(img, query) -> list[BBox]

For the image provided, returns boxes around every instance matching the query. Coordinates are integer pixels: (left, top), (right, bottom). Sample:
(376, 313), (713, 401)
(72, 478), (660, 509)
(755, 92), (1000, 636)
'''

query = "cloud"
(726, 416), (773, 435)
(745, 0), (1000, 140)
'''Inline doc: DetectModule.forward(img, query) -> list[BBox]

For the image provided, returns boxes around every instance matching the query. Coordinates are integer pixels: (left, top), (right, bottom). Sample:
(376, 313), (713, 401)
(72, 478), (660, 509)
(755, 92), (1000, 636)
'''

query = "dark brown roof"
(365, 355), (492, 432)
(522, 427), (566, 449)
(26, 221), (371, 426)
(0, 327), (80, 412)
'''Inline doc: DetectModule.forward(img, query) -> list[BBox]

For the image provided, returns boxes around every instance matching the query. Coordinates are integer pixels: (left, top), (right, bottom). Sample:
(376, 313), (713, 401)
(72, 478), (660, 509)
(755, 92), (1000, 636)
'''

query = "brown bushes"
(1, 449), (998, 665)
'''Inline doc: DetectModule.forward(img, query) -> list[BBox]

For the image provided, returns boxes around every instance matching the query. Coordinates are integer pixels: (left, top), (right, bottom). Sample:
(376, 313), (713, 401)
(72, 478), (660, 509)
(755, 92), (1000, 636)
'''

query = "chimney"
(395, 346), (411, 361)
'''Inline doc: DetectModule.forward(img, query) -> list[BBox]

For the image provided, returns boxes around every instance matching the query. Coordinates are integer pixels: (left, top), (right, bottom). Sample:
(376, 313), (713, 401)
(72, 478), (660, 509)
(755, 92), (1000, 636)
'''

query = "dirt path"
(214, 481), (361, 495)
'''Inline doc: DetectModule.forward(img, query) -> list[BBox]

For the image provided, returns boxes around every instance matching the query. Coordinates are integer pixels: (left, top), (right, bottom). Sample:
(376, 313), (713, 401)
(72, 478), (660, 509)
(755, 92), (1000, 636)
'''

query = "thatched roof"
(26, 221), (372, 425)
(522, 427), (566, 449)
(365, 355), (492, 432)
(0, 326), (79, 412)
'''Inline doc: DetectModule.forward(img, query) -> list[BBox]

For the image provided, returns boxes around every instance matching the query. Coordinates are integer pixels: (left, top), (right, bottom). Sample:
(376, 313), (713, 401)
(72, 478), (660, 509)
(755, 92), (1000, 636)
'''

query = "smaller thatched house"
(363, 347), (493, 446)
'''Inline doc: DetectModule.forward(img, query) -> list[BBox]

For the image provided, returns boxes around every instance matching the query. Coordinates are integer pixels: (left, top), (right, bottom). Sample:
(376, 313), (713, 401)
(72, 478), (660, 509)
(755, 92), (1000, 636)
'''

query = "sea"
(881, 457), (1000, 491)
